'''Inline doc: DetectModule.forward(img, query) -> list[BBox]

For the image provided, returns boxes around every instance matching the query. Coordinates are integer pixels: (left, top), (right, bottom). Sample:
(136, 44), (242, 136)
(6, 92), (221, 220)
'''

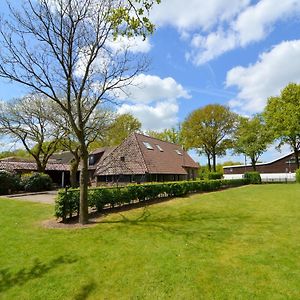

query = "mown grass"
(1, 184), (300, 299)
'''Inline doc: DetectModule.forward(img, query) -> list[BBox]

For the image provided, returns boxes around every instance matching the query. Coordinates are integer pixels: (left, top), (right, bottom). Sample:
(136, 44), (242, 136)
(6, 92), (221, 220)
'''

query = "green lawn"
(1, 184), (300, 299)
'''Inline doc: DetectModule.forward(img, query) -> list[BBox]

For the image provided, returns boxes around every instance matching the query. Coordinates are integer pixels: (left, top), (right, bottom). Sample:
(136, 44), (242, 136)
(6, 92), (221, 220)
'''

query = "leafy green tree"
(182, 104), (237, 172)
(104, 113), (141, 146)
(264, 83), (300, 168)
(233, 115), (272, 171)
(0, 0), (159, 224)
(146, 125), (186, 147)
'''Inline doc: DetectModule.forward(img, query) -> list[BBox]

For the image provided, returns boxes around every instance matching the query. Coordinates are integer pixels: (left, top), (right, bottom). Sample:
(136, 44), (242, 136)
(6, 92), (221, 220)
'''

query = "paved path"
(1, 191), (57, 204)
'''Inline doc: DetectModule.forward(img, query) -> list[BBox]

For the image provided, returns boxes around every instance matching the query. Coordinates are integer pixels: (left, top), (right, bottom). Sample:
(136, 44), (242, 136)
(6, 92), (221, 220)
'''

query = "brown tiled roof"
(89, 147), (116, 170)
(50, 151), (74, 164)
(0, 160), (70, 172)
(94, 133), (199, 176)
(135, 133), (199, 174)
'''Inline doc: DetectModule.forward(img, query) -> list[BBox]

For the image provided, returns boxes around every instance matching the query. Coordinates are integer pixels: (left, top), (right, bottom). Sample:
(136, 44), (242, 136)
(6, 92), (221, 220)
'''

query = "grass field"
(1, 184), (300, 299)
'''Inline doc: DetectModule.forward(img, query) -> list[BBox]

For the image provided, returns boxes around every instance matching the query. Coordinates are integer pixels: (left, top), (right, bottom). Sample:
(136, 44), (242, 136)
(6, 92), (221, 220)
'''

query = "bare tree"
(49, 102), (114, 188)
(0, 95), (63, 172)
(0, 0), (158, 223)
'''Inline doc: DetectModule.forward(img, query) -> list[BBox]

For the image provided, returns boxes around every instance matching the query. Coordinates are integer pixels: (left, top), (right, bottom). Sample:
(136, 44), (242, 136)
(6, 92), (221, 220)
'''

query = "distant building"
(0, 156), (70, 186)
(223, 153), (298, 181)
(90, 133), (199, 184)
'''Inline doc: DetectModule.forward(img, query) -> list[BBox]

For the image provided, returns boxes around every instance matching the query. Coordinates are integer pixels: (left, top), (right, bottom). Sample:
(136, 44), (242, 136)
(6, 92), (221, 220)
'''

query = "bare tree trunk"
(251, 157), (256, 171)
(70, 159), (80, 188)
(294, 147), (300, 169)
(207, 155), (211, 172)
(79, 146), (89, 224)
(212, 152), (216, 172)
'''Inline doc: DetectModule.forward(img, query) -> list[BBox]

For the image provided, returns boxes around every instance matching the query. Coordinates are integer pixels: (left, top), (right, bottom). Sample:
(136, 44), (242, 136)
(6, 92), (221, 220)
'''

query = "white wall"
(223, 173), (296, 182)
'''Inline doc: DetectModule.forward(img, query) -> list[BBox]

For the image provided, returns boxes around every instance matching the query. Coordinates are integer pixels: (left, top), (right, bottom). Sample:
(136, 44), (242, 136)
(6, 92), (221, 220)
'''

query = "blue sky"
(1, 0), (300, 164)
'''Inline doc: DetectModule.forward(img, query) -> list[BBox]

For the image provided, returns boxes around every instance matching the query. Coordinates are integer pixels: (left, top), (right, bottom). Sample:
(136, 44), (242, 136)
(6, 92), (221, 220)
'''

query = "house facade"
(90, 133), (199, 185)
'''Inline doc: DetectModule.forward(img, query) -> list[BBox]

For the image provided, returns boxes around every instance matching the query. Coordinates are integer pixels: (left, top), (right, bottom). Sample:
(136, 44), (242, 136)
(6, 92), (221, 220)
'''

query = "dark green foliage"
(0, 171), (21, 195)
(208, 172), (223, 180)
(55, 179), (249, 221)
(21, 173), (53, 192)
(244, 172), (261, 184)
(296, 169), (300, 183)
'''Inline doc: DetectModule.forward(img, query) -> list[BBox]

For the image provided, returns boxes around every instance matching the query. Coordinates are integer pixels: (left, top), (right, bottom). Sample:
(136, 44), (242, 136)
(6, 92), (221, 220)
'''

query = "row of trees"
(147, 83), (300, 173)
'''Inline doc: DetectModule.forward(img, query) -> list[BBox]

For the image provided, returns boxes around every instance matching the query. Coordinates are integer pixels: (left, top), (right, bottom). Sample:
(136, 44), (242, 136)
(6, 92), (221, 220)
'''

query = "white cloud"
(115, 74), (191, 104)
(152, 0), (300, 64)
(226, 40), (300, 113)
(117, 101), (179, 131)
(151, 0), (249, 32)
(106, 36), (152, 54)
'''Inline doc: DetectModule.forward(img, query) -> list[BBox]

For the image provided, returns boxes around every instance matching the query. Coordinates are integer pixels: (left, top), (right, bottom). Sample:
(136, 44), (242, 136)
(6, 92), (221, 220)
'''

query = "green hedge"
(21, 172), (53, 192)
(0, 171), (21, 195)
(208, 172), (223, 180)
(55, 179), (248, 221)
(244, 172), (261, 184)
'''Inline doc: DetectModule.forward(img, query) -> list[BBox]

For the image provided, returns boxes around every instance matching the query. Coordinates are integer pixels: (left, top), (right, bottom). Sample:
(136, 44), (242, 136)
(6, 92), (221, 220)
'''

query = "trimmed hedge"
(21, 172), (53, 192)
(244, 172), (261, 184)
(0, 171), (21, 195)
(55, 179), (248, 221)
(208, 172), (223, 180)
(296, 169), (300, 183)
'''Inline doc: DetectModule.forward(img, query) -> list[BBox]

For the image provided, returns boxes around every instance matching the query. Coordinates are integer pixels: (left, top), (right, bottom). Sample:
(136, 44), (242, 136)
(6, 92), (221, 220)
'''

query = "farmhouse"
(89, 133), (199, 184)
(223, 152), (298, 181)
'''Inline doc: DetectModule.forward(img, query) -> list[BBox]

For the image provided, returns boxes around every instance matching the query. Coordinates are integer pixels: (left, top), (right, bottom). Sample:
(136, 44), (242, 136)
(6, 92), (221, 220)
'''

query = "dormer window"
(143, 142), (154, 150)
(175, 149), (182, 155)
(156, 145), (163, 152)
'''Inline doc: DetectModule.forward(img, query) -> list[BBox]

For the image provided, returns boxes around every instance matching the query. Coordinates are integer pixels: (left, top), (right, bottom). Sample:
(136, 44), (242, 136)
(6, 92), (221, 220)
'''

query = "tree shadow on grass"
(73, 281), (96, 300)
(0, 256), (77, 293)
(101, 207), (251, 246)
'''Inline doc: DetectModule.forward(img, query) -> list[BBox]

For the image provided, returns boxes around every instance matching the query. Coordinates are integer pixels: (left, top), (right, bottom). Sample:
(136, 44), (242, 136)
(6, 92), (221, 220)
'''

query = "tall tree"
(104, 113), (141, 146)
(181, 104), (237, 172)
(233, 115), (272, 171)
(0, 0), (159, 224)
(264, 83), (300, 168)
(0, 95), (63, 172)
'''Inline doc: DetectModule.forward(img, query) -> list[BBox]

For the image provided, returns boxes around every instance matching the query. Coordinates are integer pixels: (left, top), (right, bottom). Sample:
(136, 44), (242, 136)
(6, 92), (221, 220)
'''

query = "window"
(143, 142), (154, 150)
(120, 156), (125, 162)
(156, 144), (163, 152)
(175, 149), (182, 155)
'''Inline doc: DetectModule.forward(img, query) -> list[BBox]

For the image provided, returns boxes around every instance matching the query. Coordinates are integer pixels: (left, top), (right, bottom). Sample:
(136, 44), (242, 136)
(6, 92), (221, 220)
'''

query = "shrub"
(0, 170), (21, 195)
(296, 169), (300, 183)
(208, 172), (223, 180)
(244, 172), (261, 184)
(55, 178), (249, 221)
(22, 172), (53, 192)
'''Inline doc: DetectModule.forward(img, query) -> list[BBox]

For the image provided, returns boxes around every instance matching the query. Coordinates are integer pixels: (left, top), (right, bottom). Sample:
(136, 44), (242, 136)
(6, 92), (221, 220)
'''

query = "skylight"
(143, 142), (154, 150)
(156, 144), (163, 152)
(175, 149), (182, 155)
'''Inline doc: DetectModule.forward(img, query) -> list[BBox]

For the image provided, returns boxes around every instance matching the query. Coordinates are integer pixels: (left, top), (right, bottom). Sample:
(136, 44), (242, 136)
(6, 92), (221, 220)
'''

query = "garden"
(1, 184), (300, 299)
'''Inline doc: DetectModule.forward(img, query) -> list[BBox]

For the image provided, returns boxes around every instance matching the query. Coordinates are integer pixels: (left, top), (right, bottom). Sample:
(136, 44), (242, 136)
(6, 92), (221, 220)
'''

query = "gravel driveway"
(1, 191), (57, 204)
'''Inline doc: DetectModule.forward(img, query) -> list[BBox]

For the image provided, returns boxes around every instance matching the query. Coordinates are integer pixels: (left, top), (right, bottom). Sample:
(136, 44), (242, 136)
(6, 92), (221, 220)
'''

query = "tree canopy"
(264, 83), (300, 168)
(181, 104), (237, 172)
(233, 115), (272, 171)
